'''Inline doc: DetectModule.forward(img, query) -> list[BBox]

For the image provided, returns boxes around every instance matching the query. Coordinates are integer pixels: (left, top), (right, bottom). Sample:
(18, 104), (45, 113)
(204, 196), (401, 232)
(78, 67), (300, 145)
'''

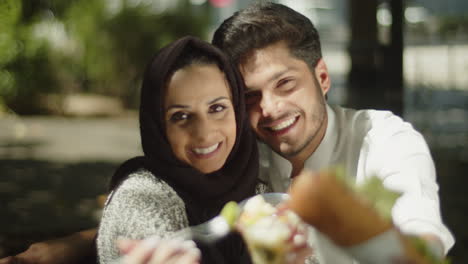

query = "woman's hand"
(286, 228), (313, 264)
(118, 237), (201, 264)
(273, 203), (314, 264)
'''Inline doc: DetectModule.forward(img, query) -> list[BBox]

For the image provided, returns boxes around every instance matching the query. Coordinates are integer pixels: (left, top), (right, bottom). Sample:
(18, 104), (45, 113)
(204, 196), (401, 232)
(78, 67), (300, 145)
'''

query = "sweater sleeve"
(96, 170), (189, 263)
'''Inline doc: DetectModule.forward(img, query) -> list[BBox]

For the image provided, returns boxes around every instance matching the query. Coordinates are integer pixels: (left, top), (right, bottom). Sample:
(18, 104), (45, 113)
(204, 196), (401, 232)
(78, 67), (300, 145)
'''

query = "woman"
(96, 36), (262, 263)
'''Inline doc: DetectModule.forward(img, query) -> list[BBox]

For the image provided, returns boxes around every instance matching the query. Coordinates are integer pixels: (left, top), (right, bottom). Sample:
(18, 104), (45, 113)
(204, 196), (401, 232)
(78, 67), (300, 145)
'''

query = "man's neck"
(288, 112), (328, 178)
(290, 162), (304, 179)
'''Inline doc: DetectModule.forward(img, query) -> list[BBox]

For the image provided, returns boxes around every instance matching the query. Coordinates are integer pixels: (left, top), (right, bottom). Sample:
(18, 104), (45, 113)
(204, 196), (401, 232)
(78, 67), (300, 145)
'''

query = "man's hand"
(0, 228), (97, 264)
(0, 241), (69, 264)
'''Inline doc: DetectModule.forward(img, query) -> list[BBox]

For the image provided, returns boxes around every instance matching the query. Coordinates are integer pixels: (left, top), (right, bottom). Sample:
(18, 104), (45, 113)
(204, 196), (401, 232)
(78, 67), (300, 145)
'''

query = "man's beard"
(281, 102), (326, 158)
(282, 74), (328, 158)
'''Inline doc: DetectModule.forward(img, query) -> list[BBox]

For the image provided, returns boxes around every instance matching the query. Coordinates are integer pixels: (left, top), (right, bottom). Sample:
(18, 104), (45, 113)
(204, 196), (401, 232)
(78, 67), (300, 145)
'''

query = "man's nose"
(259, 91), (278, 117)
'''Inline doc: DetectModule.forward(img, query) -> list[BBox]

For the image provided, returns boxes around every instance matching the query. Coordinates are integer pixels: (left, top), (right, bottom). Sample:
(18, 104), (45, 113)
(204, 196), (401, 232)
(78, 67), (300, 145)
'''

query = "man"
(211, 2), (453, 263)
(0, 3), (453, 264)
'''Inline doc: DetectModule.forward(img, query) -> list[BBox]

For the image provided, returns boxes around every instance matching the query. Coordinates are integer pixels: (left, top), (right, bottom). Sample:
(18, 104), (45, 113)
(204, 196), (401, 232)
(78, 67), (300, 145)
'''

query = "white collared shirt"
(258, 104), (455, 263)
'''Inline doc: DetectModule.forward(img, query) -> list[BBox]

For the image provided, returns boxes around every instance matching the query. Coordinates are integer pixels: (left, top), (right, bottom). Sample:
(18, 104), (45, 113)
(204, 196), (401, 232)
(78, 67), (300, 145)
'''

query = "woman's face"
(164, 64), (237, 173)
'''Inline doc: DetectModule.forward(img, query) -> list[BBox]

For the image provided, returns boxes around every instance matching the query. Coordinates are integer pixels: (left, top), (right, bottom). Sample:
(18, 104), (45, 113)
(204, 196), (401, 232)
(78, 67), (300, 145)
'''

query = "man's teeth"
(193, 143), (219, 154)
(270, 117), (296, 131)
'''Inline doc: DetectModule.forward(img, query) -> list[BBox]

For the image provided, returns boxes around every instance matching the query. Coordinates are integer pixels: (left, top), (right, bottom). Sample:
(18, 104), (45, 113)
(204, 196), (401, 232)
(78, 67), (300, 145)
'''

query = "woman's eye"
(170, 112), (189, 122)
(209, 104), (226, 113)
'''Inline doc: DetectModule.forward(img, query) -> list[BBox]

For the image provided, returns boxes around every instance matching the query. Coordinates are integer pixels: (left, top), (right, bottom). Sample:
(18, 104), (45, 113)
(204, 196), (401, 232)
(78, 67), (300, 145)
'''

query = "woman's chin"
(193, 162), (224, 174)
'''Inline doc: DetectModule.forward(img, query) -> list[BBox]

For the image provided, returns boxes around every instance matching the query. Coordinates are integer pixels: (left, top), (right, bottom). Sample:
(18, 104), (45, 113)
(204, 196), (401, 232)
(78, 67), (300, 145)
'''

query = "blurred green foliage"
(0, 0), (210, 114)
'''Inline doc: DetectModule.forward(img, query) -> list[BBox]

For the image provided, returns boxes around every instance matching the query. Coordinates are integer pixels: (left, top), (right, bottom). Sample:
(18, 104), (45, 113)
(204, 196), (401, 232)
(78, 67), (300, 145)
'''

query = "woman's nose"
(191, 117), (214, 141)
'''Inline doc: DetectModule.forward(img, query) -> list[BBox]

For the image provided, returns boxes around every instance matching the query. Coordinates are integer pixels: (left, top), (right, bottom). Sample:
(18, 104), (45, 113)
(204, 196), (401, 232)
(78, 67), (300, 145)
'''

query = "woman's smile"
(190, 142), (222, 158)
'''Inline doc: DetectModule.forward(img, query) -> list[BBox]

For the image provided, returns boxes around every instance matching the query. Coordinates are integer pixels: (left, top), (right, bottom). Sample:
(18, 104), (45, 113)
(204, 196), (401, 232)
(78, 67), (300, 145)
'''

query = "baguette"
(288, 170), (445, 264)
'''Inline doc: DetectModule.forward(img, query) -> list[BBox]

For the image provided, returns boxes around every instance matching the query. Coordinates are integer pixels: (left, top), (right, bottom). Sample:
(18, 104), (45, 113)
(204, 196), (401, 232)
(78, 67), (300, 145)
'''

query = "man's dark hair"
(212, 2), (322, 70)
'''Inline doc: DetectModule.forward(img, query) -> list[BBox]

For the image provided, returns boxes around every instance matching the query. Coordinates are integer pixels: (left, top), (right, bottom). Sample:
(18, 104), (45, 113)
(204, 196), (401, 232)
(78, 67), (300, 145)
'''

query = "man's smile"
(263, 115), (300, 135)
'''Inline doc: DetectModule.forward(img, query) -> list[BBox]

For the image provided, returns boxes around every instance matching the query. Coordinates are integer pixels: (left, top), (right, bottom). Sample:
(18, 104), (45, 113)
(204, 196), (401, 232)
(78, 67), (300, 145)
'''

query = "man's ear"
(314, 58), (331, 96)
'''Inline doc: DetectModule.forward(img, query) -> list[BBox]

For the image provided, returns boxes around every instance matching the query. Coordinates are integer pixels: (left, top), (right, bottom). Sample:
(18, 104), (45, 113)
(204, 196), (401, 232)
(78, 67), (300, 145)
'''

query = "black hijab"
(108, 36), (258, 263)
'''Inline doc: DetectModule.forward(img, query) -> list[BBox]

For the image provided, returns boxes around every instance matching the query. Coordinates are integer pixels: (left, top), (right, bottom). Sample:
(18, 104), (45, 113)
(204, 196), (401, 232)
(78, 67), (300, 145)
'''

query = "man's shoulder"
(331, 105), (414, 137)
(361, 109), (417, 141)
(330, 105), (428, 161)
(331, 105), (396, 124)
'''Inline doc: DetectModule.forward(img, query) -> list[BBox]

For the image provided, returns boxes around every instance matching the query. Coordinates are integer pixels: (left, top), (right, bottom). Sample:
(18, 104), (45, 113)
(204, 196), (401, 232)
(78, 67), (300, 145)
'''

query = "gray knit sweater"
(96, 168), (269, 263)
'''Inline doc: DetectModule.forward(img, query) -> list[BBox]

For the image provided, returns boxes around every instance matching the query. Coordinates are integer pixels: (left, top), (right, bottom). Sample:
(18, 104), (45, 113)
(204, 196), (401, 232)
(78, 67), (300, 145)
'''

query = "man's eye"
(278, 79), (295, 91)
(209, 104), (226, 113)
(170, 112), (189, 121)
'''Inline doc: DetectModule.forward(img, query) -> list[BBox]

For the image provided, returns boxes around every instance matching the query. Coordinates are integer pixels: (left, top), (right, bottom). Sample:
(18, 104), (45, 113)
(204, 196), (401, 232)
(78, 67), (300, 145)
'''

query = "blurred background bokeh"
(1, 0), (467, 262)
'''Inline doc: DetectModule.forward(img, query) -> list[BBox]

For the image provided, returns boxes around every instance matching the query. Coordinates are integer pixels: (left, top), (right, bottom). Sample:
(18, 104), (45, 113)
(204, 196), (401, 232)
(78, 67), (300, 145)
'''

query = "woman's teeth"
(193, 143), (219, 155)
(270, 117), (296, 131)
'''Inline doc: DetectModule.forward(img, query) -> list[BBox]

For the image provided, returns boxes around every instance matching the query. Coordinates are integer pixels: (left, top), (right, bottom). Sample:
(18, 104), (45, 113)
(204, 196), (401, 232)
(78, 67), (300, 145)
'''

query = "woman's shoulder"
(122, 168), (167, 190)
(98, 168), (188, 235)
(104, 168), (182, 208)
(125, 168), (173, 191)
(97, 169), (189, 262)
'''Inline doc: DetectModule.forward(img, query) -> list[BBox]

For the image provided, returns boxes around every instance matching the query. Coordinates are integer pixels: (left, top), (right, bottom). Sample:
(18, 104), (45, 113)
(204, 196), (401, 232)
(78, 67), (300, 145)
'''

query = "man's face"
(241, 41), (330, 160)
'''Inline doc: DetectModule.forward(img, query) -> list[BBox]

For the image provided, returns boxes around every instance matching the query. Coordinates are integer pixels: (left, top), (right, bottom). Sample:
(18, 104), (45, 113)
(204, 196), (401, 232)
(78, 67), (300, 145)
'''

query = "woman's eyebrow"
(207, 96), (229, 105)
(166, 104), (189, 112)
